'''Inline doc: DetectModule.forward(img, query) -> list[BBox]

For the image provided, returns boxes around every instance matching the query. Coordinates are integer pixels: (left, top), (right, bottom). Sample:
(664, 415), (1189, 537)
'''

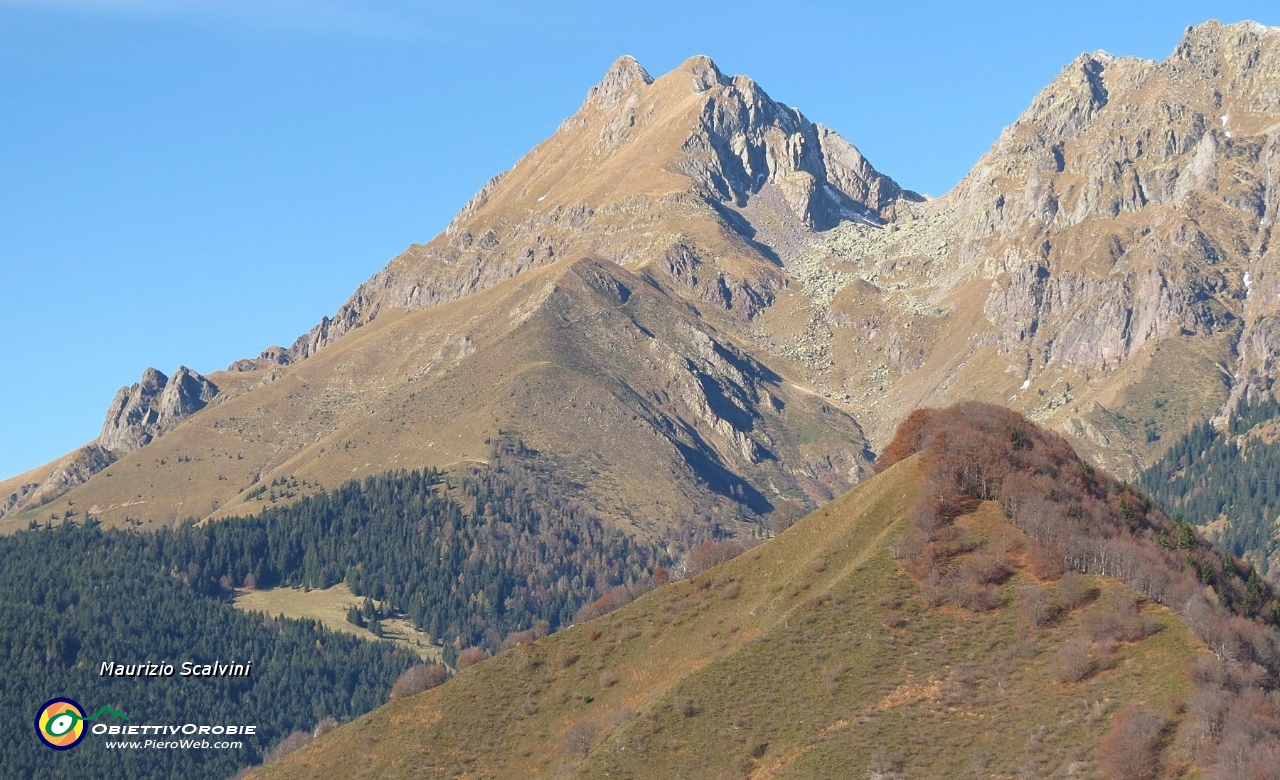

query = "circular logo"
(36, 698), (86, 750)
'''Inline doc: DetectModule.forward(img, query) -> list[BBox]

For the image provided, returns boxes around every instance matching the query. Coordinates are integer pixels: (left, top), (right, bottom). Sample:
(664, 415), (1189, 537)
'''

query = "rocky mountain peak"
(1176, 19), (1278, 57)
(579, 54), (653, 114)
(252, 54), (920, 365)
(99, 366), (219, 453)
(674, 64), (919, 227)
(678, 54), (729, 92)
(1168, 20), (1280, 100)
(158, 366), (220, 420)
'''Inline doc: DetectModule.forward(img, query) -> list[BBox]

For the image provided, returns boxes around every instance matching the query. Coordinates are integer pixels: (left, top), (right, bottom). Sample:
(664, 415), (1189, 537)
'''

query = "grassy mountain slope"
(8, 255), (869, 540)
(250, 456), (1205, 779)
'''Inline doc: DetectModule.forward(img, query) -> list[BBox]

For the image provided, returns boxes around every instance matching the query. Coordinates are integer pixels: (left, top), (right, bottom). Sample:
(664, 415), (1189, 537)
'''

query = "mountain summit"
(4, 27), (1280, 563)
(275, 53), (920, 362)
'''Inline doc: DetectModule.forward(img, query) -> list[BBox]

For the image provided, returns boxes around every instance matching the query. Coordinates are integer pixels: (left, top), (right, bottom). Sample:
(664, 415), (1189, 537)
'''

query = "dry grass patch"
(233, 583), (442, 662)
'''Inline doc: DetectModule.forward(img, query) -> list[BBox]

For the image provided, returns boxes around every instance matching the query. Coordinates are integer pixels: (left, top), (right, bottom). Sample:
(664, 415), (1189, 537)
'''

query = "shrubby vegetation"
(1140, 395), (1280, 574)
(878, 402), (1280, 778)
(389, 663), (449, 700)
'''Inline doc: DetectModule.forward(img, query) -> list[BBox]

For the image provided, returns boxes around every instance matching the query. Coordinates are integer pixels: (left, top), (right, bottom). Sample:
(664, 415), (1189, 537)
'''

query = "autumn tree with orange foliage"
(456, 646), (489, 670)
(389, 663), (448, 700)
(687, 539), (746, 575)
(875, 408), (934, 472)
(1096, 704), (1164, 780)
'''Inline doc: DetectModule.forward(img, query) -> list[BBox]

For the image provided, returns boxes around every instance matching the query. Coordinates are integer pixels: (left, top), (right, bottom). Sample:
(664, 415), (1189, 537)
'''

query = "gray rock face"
(158, 366), (220, 419)
(0, 444), (116, 520)
(1, 483), (37, 518)
(98, 366), (219, 453)
(98, 367), (167, 452)
(948, 21), (1280, 384)
(678, 61), (921, 229)
(580, 54), (654, 113)
(227, 345), (291, 372)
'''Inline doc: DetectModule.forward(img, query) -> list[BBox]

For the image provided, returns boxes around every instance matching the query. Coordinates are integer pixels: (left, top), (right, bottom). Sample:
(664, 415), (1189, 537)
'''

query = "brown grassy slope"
(8, 255), (868, 538)
(251, 456), (1204, 779)
(232, 584), (442, 662)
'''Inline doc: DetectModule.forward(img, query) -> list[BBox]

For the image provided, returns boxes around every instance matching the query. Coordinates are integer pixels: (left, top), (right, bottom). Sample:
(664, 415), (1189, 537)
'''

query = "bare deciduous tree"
(456, 646), (489, 670)
(1019, 583), (1057, 627)
(263, 730), (312, 765)
(1056, 572), (1092, 611)
(389, 663), (448, 700)
(312, 716), (340, 738)
(1096, 704), (1164, 780)
(1054, 636), (1094, 684)
(562, 719), (598, 757)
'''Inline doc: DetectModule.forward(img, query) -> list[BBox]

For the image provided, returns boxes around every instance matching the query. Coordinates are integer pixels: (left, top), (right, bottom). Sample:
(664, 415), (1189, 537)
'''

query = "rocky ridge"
(734, 20), (1280, 476)
(99, 366), (220, 453)
(0, 445), (115, 521)
(1, 366), (221, 520)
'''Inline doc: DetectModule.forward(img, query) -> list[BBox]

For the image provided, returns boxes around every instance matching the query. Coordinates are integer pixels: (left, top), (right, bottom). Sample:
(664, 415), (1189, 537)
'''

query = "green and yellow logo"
(35, 698), (128, 750)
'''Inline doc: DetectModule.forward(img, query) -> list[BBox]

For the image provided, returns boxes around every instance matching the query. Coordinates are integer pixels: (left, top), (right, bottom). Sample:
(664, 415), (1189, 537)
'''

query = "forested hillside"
(147, 439), (661, 661)
(1, 439), (662, 779)
(1140, 396), (1280, 576)
(0, 519), (420, 779)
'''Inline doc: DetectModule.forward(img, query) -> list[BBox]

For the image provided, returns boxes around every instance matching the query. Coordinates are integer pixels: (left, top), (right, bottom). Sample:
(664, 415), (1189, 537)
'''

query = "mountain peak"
(254, 52), (923, 364)
(580, 54), (653, 113)
(676, 54), (728, 91)
(1174, 18), (1280, 63)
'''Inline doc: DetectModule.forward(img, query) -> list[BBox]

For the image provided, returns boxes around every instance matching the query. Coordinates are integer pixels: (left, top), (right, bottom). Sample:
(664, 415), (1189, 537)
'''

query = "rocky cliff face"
(950, 23), (1279, 373)
(99, 366), (219, 453)
(924, 21), (1280, 464)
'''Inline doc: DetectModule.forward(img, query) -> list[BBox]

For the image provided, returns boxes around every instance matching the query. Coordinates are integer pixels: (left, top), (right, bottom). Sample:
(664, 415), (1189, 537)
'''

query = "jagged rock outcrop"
(675, 55), (921, 228)
(1, 483), (37, 518)
(99, 366), (219, 453)
(0, 444), (116, 520)
(227, 345), (291, 372)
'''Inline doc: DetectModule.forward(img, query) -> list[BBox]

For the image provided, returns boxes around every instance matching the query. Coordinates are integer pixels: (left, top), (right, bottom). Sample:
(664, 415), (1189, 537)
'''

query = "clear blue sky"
(2, 0), (1277, 480)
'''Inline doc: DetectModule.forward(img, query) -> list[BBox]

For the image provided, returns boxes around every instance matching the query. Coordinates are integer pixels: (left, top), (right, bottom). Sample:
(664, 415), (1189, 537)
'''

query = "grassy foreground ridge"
(256, 403), (1280, 778)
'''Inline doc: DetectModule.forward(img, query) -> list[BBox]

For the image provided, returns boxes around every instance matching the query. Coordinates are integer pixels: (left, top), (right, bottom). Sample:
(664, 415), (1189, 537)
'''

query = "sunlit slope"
(10, 255), (868, 537)
(253, 457), (1202, 779)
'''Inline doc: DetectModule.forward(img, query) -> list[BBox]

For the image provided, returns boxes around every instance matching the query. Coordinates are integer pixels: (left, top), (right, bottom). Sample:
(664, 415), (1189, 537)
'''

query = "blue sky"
(2, 0), (1277, 480)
